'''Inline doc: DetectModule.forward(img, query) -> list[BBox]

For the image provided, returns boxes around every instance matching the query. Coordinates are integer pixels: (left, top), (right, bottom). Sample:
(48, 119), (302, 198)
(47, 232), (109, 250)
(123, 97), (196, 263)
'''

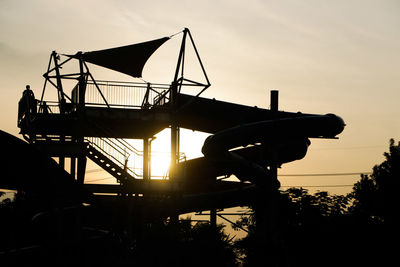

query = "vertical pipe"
(170, 81), (180, 222)
(149, 138), (153, 179)
(270, 90), (279, 114)
(77, 155), (87, 185)
(270, 90), (279, 180)
(258, 90), (280, 266)
(210, 208), (217, 229)
(78, 56), (86, 109)
(170, 126), (180, 181)
(170, 82), (179, 183)
(70, 157), (76, 180)
(143, 138), (149, 180)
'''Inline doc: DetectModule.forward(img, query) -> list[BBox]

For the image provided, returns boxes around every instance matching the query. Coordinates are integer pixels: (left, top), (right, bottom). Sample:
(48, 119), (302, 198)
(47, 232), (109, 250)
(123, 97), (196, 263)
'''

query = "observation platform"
(20, 89), (314, 139)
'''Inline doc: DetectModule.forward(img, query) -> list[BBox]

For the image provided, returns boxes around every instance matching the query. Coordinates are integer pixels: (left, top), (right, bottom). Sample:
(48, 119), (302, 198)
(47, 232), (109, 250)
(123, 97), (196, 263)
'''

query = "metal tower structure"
(14, 29), (345, 263)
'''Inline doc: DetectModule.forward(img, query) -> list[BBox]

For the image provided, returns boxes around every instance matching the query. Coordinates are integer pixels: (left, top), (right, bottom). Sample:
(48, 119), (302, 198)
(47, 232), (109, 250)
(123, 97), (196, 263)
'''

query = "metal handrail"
(86, 122), (145, 178)
(85, 81), (170, 109)
(34, 80), (171, 114)
(85, 137), (141, 178)
(91, 121), (142, 157)
(117, 138), (142, 157)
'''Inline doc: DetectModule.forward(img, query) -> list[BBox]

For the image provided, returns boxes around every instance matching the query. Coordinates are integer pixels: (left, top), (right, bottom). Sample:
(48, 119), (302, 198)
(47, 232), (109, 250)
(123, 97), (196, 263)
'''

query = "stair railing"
(85, 136), (142, 178)
(86, 121), (146, 178)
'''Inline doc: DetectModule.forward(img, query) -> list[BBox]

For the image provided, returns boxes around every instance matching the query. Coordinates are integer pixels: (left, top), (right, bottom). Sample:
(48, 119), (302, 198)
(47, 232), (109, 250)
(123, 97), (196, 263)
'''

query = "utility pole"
(267, 90), (284, 266)
(270, 90), (279, 182)
(255, 90), (281, 266)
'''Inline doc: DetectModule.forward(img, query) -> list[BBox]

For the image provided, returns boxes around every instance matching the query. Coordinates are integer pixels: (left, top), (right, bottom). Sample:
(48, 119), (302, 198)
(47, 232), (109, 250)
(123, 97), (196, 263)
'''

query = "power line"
(312, 145), (385, 151)
(279, 172), (371, 177)
(280, 184), (354, 188)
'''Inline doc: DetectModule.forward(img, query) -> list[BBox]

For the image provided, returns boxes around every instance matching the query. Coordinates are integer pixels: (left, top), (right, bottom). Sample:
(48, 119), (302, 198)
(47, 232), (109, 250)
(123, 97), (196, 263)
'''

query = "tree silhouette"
(343, 139), (400, 266)
(350, 138), (400, 224)
(233, 188), (351, 266)
(233, 139), (400, 266)
(130, 218), (238, 266)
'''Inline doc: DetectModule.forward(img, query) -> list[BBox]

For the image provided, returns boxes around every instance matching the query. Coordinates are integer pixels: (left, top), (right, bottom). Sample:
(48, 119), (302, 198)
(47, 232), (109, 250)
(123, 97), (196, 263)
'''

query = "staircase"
(30, 125), (149, 184)
(85, 136), (142, 183)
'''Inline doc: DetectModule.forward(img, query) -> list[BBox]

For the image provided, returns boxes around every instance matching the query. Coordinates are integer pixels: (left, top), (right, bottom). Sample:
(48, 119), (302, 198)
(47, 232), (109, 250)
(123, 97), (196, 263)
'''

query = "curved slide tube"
(201, 114), (345, 186)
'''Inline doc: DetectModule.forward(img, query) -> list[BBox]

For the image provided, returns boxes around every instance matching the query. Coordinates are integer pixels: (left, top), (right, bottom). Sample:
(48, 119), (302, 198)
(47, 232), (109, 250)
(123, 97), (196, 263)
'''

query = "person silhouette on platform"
(22, 85), (37, 115)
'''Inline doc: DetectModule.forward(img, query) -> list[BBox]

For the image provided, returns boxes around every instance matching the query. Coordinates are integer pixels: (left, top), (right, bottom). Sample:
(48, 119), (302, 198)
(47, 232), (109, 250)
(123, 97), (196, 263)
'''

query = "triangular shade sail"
(74, 37), (170, 78)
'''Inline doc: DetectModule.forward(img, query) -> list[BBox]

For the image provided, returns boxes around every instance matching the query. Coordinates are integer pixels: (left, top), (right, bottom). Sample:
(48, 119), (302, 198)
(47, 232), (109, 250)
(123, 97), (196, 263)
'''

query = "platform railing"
(32, 81), (171, 116)
(85, 80), (171, 109)
(37, 101), (60, 114)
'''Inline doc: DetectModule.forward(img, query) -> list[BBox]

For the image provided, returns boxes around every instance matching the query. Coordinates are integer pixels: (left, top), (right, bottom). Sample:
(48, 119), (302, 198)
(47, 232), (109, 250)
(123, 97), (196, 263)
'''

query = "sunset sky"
(1, 0), (399, 194)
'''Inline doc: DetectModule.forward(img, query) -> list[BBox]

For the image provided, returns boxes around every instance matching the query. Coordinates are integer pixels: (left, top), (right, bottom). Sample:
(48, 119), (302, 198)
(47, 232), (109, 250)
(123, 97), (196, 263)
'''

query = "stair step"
(86, 144), (136, 182)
